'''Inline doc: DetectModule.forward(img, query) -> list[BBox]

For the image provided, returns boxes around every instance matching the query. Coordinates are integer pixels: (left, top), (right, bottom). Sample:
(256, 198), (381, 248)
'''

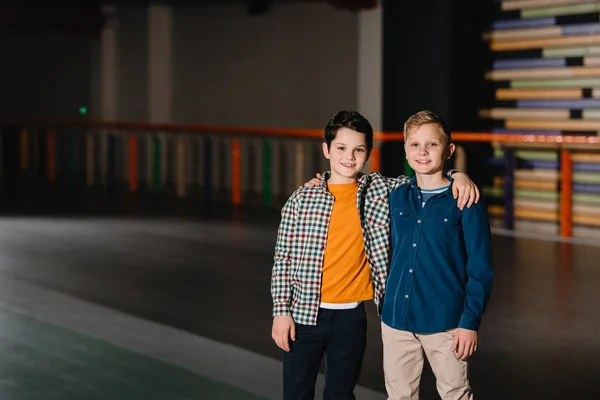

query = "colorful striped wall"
(482, 0), (600, 234)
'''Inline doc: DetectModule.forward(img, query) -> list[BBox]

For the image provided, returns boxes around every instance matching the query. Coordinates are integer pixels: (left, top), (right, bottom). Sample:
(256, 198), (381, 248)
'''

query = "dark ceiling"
(0, 1), (377, 36)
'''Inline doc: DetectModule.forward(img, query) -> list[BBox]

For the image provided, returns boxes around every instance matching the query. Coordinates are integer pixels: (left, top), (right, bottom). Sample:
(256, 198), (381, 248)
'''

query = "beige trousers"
(381, 322), (472, 400)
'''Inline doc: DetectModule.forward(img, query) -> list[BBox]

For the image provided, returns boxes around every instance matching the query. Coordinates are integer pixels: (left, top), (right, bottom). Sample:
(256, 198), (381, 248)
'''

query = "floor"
(0, 181), (599, 399)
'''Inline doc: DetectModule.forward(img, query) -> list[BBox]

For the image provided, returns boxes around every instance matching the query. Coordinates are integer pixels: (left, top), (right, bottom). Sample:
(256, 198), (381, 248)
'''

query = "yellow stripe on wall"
(491, 34), (600, 52)
(487, 66), (600, 80)
(502, 0), (597, 11)
(496, 88), (584, 100)
(505, 119), (600, 131)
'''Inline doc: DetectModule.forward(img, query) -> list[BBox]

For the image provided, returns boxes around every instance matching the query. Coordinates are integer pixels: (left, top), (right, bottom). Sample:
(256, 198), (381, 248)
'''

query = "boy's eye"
(410, 143), (418, 146)
(356, 148), (365, 152)
(337, 147), (345, 151)
(429, 143), (438, 146)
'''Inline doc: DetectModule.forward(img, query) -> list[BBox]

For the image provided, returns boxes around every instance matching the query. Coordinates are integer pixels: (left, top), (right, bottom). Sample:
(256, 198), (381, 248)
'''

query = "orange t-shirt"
(321, 182), (373, 303)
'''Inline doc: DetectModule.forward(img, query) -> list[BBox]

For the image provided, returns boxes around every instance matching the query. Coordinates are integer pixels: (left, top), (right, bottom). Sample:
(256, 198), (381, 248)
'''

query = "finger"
(316, 173), (322, 178)
(452, 183), (459, 200)
(457, 186), (466, 210)
(461, 341), (473, 361)
(456, 340), (466, 359)
(274, 335), (283, 350)
(461, 186), (470, 209)
(278, 334), (290, 352)
(462, 342), (474, 361)
(451, 333), (459, 352)
(466, 188), (475, 208)
(290, 324), (296, 342)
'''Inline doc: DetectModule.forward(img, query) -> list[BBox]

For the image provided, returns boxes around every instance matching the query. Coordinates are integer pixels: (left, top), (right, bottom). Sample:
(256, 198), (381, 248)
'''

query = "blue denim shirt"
(381, 177), (494, 334)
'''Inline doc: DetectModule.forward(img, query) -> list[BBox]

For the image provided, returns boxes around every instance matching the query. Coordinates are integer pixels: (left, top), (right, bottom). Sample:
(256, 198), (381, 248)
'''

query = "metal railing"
(1, 119), (600, 238)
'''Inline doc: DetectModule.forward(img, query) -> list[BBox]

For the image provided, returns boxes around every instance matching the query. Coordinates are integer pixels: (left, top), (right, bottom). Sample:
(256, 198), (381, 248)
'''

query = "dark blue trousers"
(282, 304), (367, 400)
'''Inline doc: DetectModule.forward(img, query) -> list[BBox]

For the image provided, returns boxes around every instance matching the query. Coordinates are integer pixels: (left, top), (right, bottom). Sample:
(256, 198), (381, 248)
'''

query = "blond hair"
(403, 110), (452, 145)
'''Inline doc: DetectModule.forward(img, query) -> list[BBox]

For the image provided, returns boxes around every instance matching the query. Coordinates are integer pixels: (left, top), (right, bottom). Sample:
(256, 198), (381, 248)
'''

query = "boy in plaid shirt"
(271, 110), (478, 400)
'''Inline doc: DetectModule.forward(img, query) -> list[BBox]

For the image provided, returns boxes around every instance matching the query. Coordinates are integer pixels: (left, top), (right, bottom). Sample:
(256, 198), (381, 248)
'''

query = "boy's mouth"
(341, 163), (356, 168)
(415, 160), (431, 165)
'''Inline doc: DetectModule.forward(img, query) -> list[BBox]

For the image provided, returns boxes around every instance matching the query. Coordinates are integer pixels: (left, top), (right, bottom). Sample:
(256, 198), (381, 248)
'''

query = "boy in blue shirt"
(382, 111), (494, 400)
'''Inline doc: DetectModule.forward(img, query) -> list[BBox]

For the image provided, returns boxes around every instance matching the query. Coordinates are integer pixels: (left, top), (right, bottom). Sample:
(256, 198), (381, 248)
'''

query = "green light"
(79, 106), (88, 115)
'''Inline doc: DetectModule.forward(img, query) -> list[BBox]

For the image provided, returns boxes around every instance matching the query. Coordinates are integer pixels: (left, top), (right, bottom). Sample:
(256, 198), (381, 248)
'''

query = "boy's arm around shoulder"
(459, 198), (494, 331)
(271, 190), (300, 317)
(367, 172), (411, 194)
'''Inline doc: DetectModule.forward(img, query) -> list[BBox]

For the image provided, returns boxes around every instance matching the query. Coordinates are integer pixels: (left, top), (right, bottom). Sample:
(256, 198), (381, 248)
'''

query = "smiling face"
(322, 127), (369, 184)
(405, 123), (455, 176)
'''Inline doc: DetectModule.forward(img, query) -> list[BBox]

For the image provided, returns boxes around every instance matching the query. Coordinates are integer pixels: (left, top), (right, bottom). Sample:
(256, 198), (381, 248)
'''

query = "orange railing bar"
(3, 119), (600, 146)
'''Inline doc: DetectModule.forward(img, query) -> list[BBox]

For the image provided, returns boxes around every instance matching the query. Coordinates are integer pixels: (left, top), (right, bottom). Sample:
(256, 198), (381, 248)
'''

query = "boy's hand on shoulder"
(300, 173), (322, 188)
(272, 315), (296, 352)
(451, 328), (477, 361)
(451, 173), (480, 210)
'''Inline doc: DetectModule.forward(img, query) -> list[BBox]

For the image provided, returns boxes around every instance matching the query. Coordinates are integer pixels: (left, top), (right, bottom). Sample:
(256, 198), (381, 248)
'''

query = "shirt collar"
(320, 171), (366, 191)
(409, 175), (454, 198)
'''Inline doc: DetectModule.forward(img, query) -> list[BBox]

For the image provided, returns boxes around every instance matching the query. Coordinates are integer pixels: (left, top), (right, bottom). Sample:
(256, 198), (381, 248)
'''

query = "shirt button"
(409, 269), (413, 273)
(444, 218), (448, 222)
(412, 243), (416, 247)
(399, 212), (403, 215)
(417, 220), (421, 223)
(405, 294), (409, 298)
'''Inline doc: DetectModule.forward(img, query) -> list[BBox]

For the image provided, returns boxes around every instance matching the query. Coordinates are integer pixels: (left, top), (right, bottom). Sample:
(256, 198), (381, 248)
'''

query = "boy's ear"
(446, 143), (456, 160)
(322, 142), (331, 159)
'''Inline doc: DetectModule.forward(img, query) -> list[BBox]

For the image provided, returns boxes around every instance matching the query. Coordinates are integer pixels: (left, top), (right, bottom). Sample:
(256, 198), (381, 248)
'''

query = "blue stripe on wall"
(517, 99), (600, 108)
(492, 17), (555, 30)
(493, 58), (565, 69)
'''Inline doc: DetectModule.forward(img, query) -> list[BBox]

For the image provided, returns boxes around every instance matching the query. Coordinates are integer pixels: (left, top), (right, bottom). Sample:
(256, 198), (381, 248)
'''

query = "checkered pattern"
(271, 171), (410, 325)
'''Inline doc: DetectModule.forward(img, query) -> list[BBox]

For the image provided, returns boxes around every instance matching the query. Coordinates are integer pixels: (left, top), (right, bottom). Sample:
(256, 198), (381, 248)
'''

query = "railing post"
(503, 146), (515, 230)
(231, 138), (241, 205)
(177, 135), (186, 197)
(262, 138), (272, 208)
(108, 133), (116, 188)
(20, 128), (29, 171)
(370, 142), (381, 172)
(129, 134), (138, 191)
(295, 141), (304, 189)
(560, 149), (573, 238)
(48, 130), (56, 183)
(32, 129), (39, 172)
(203, 137), (212, 201)
(86, 132), (95, 186)
(68, 131), (77, 185)
(152, 135), (161, 193)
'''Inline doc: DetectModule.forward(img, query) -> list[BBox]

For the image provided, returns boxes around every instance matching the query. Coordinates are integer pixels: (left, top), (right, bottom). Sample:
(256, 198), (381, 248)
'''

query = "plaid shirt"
(271, 171), (410, 325)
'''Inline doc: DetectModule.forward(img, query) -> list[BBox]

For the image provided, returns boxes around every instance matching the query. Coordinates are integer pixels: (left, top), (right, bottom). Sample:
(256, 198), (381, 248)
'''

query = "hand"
(272, 315), (296, 352)
(451, 173), (480, 210)
(451, 328), (477, 361)
(300, 173), (322, 188)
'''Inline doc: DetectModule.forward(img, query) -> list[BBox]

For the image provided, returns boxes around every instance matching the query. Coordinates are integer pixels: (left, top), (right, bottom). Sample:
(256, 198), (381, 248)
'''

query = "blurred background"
(0, 0), (599, 399)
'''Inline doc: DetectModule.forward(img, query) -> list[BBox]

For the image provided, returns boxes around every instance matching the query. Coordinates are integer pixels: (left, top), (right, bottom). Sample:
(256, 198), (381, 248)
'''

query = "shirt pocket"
(391, 207), (414, 225)
(426, 210), (461, 242)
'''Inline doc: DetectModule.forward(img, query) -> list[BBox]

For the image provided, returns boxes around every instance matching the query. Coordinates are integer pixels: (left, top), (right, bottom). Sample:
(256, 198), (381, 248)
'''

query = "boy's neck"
(327, 173), (359, 185)
(415, 172), (449, 190)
